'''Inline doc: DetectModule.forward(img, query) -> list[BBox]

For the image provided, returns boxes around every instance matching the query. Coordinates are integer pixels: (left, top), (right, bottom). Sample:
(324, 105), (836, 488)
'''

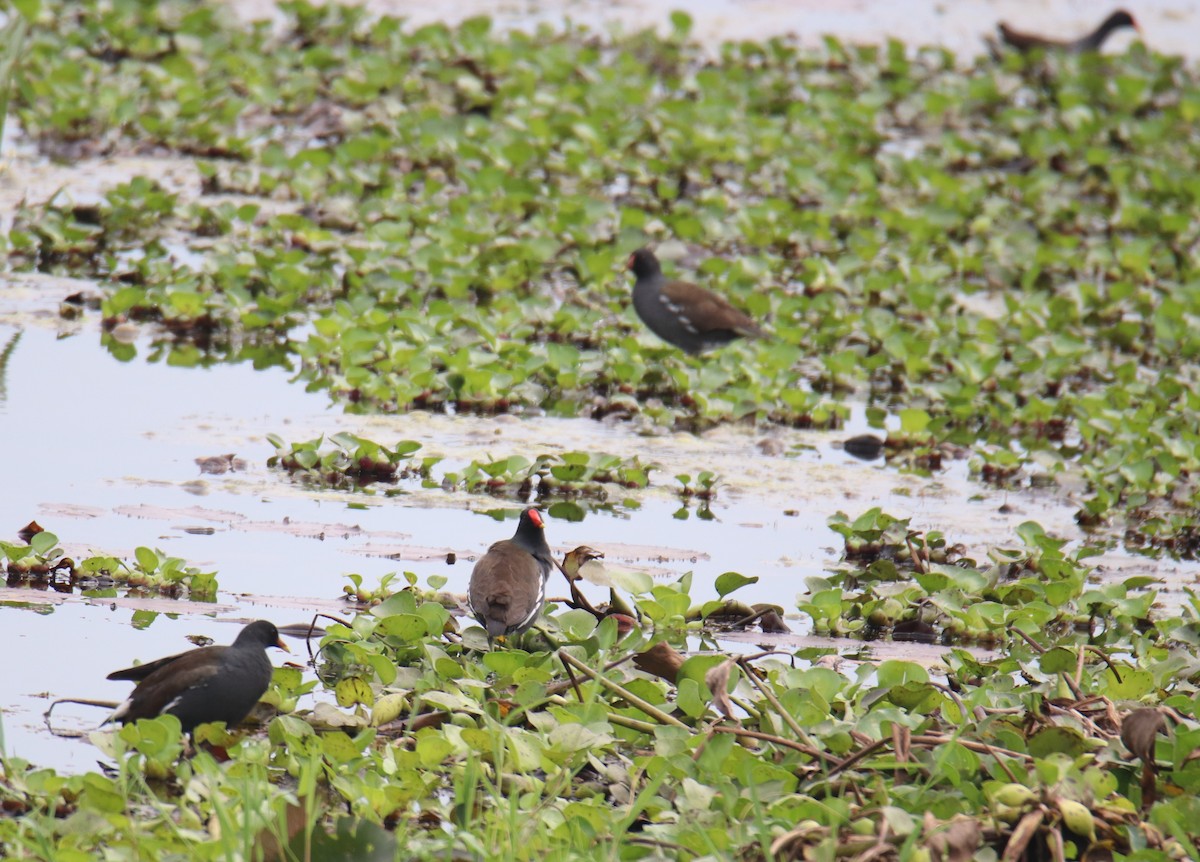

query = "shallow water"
(3, 0), (1198, 772)
(220, 0), (1191, 61)
(3, 271), (1193, 771)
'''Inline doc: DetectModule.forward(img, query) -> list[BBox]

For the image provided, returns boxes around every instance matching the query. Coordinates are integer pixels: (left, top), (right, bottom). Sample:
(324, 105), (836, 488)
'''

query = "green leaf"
(898, 408), (931, 434)
(134, 547), (159, 572)
(714, 571), (758, 598)
(335, 676), (375, 708)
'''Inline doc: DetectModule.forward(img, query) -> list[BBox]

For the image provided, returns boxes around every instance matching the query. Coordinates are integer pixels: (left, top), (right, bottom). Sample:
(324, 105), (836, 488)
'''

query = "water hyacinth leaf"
(887, 681), (939, 711)
(377, 614), (428, 642)
(876, 660), (928, 688)
(29, 531), (58, 555)
(676, 678), (708, 719)
(372, 591), (418, 618)
(714, 571), (758, 597)
(1038, 648), (1077, 674)
(80, 773), (126, 815)
(650, 586), (691, 619)
(321, 732), (361, 764)
(366, 653), (398, 686)
(556, 609), (599, 641)
(1028, 726), (1098, 759)
(134, 546), (159, 572)
(1105, 669), (1154, 700)
(607, 567), (654, 595)
(335, 676), (375, 708)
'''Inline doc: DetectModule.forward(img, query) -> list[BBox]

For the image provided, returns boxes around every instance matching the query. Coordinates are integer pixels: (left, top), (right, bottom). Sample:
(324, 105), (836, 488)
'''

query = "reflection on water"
(0, 328), (20, 406)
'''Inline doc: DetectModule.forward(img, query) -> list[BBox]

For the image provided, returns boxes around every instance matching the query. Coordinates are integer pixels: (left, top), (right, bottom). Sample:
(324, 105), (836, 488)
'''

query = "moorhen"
(468, 507), (554, 644)
(104, 620), (289, 733)
(997, 9), (1138, 53)
(626, 248), (767, 354)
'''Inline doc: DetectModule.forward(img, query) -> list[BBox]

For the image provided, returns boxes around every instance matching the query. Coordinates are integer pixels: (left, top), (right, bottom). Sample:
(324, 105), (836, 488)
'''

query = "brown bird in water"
(468, 508), (555, 644)
(626, 247), (767, 354)
(105, 620), (289, 733)
(997, 9), (1139, 53)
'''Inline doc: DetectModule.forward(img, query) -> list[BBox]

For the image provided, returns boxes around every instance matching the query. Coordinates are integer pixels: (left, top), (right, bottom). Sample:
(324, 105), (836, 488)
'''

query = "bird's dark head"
(521, 507), (545, 531)
(513, 507), (553, 563)
(626, 248), (661, 279)
(1106, 10), (1138, 32)
(237, 620), (290, 652)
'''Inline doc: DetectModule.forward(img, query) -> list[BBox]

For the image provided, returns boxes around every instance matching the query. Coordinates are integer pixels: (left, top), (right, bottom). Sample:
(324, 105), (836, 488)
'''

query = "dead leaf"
(705, 658), (737, 719)
(758, 608), (791, 633)
(409, 711), (450, 732)
(606, 613), (637, 638)
(892, 724), (911, 763)
(1001, 809), (1045, 862)
(308, 701), (368, 729)
(633, 641), (685, 684)
(1081, 842), (1116, 862)
(259, 801), (311, 862)
(925, 813), (983, 862)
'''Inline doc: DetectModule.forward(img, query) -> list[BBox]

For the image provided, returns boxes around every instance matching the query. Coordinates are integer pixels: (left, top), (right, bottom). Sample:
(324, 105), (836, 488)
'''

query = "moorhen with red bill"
(998, 9), (1138, 53)
(627, 247), (767, 354)
(468, 508), (554, 644)
(104, 620), (289, 733)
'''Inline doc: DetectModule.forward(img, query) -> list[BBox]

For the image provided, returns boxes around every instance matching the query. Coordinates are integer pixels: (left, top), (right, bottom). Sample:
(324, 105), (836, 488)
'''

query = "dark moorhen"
(998, 9), (1138, 53)
(626, 247), (766, 354)
(468, 508), (554, 644)
(105, 620), (289, 733)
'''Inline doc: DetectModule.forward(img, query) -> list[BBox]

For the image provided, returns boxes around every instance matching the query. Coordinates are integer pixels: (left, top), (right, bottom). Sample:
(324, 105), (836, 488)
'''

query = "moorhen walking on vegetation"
(997, 9), (1138, 53)
(626, 247), (767, 354)
(468, 508), (555, 645)
(104, 620), (289, 733)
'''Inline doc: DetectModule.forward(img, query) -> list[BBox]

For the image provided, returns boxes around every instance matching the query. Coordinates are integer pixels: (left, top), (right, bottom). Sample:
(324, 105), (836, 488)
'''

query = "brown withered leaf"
(606, 613), (637, 638)
(1001, 809), (1045, 862)
(259, 802), (311, 862)
(705, 658), (738, 719)
(409, 711), (450, 732)
(924, 813), (983, 862)
(1121, 708), (1167, 763)
(1081, 843), (1116, 862)
(633, 641), (685, 684)
(751, 603), (792, 633)
(17, 521), (43, 543)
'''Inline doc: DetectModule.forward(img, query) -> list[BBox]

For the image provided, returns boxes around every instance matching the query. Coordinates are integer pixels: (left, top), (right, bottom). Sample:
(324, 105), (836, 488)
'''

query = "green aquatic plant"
(5, 515), (1197, 858)
(0, 531), (217, 596)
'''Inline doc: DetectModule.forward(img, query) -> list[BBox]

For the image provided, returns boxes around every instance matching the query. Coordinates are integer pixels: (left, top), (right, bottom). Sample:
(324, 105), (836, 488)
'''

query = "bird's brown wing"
(996, 22), (1062, 51)
(659, 279), (766, 338)
(107, 649), (194, 682)
(469, 541), (545, 635)
(109, 647), (227, 722)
